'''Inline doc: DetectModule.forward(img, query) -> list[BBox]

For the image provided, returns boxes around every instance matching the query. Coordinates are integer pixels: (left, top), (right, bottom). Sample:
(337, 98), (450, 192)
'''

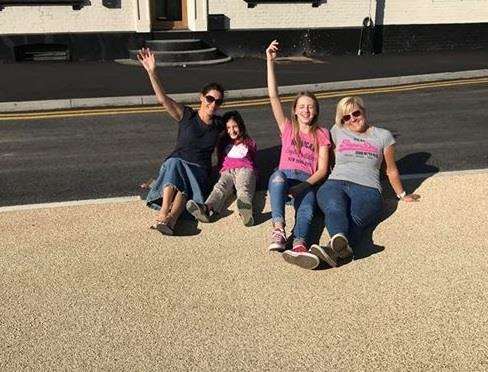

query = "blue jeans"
(316, 179), (383, 247)
(268, 169), (316, 245)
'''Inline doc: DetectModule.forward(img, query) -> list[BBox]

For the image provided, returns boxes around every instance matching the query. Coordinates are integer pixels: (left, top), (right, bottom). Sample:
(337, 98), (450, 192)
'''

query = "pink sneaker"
(282, 243), (320, 270)
(268, 228), (286, 252)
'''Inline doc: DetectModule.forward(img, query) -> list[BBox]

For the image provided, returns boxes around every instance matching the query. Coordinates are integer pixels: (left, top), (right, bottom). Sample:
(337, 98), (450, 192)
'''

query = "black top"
(167, 106), (224, 172)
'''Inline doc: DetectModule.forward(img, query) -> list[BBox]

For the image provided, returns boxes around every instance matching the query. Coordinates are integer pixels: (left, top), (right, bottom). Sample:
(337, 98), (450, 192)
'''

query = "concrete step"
(129, 47), (224, 62)
(127, 38), (231, 66)
(145, 39), (206, 51)
(115, 56), (232, 67)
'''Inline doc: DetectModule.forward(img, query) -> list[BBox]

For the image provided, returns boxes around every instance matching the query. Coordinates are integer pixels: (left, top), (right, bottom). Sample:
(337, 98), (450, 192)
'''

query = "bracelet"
(396, 191), (406, 200)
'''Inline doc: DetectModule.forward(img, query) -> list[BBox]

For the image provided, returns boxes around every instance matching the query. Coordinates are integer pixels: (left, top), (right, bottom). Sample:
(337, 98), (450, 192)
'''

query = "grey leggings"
(206, 168), (257, 213)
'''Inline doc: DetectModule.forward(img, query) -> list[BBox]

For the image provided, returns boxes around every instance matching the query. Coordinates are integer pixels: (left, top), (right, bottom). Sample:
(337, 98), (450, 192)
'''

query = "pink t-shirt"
(219, 138), (257, 173)
(278, 120), (330, 175)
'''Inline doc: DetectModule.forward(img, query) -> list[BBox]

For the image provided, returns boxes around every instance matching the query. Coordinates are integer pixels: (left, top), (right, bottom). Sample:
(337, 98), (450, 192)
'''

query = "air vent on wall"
(14, 43), (70, 62)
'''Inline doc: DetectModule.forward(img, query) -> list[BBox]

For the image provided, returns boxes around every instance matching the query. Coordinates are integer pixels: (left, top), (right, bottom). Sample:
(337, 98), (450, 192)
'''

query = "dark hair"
(222, 110), (249, 141)
(201, 82), (225, 100)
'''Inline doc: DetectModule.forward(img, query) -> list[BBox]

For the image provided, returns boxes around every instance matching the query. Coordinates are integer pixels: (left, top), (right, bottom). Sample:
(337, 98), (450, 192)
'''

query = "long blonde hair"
(290, 91), (320, 155)
(335, 96), (366, 127)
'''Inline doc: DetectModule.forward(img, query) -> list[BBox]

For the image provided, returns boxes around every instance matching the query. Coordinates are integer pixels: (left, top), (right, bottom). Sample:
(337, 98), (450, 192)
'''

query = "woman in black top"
(138, 48), (225, 235)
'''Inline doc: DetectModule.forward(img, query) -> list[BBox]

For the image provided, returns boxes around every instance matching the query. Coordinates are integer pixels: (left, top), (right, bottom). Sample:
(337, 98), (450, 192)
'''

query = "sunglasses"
(205, 95), (223, 106)
(342, 110), (362, 122)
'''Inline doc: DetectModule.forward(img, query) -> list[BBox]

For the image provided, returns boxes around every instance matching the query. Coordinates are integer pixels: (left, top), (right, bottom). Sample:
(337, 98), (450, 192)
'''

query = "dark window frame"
(0, 0), (83, 11)
(243, 0), (321, 8)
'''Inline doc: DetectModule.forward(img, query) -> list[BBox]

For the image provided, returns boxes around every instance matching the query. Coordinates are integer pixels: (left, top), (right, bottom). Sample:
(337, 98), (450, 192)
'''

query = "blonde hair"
(290, 91), (320, 154)
(335, 96), (366, 127)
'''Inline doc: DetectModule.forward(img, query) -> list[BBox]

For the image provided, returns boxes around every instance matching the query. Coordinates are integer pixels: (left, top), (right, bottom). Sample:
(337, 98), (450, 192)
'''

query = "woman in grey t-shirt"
(310, 96), (420, 268)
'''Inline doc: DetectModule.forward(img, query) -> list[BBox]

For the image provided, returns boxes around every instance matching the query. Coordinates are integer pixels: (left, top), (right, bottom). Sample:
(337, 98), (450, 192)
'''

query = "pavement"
(2, 49), (488, 369)
(1, 49), (488, 112)
(1, 170), (488, 369)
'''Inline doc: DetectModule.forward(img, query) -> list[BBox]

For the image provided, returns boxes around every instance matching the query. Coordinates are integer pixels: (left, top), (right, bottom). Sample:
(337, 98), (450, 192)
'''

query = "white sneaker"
(310, 244), (338, 268)
(282, 244), (320, 270)
(330, 233), (353, 258)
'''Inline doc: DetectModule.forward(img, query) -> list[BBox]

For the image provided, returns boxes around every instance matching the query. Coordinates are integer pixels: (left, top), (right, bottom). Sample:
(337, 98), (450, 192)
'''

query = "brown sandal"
(150, 221), (174, 235)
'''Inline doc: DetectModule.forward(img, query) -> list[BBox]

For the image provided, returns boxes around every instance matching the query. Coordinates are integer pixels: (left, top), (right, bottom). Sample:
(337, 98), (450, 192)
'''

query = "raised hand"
(266, 40), (279, 61)
(137, 47), (156, 73)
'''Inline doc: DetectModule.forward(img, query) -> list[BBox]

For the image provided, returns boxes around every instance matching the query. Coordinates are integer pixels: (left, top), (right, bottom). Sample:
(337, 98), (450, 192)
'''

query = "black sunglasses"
(205, 95), (224, 106)
(342, 110), (362, 122)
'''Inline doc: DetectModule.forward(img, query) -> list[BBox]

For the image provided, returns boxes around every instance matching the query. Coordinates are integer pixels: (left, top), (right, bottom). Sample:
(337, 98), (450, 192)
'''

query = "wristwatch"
(396, 191), (406, 200)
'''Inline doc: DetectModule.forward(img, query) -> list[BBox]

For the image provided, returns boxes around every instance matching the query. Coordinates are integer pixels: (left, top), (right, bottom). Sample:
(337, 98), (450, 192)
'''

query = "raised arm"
(137, 48), (184, 122)
(266, 40), (287, 133)
(289, 145), (329, 197)
(383, 145), (420, 202)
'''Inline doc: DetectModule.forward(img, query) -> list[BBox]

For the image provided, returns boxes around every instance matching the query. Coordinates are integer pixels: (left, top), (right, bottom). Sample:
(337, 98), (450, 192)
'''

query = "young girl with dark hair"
(186, 110), (258, 226)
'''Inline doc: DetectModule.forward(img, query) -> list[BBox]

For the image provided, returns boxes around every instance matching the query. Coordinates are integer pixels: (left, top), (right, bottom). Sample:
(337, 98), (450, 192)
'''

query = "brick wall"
(379, 23), (488, 52)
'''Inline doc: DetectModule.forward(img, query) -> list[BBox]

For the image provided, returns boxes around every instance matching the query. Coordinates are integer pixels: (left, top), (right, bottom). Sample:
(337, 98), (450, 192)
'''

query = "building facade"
(0, 0), (487, 61)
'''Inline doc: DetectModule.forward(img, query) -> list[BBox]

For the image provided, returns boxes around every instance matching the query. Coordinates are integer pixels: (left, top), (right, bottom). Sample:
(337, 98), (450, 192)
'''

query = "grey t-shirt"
(329, 125), (396, 191)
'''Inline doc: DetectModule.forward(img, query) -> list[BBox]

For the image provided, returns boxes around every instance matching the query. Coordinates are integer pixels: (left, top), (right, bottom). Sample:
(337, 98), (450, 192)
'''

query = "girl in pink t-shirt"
(186, 111), (257, 226)
(266, 40), (331, 269)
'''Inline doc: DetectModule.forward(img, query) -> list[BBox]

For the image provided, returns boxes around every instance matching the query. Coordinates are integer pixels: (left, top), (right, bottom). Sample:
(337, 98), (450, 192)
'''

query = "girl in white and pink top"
(266, 40), (331, 270)
(186, 110), (257, 227)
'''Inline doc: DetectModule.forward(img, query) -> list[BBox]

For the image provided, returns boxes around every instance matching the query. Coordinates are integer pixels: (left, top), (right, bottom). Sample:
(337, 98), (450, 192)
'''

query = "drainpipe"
(136, 0), (150, 32)
(358, 16), (374, 55)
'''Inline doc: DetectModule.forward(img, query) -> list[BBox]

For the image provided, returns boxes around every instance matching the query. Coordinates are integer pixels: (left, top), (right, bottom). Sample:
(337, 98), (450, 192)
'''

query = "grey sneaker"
(282, 244), (320, 270)
(331, 233), (353, 258)
(237, 199), (254, 227)
(186, 200), (210, 223)
(310, 244), (339, 268)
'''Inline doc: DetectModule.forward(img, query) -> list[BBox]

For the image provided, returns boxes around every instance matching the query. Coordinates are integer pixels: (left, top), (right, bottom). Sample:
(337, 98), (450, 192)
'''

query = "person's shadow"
(381, 151), (439, 221)
(173, 219), (201, 236)
(250, 145), (281, 225)
(354, 151), (439, 262)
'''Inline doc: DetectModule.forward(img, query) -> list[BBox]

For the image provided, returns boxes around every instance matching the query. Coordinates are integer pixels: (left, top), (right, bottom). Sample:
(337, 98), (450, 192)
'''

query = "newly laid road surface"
(1, 81), (487, 207)
(1, 171), (487, 370)
(1, 76), (488, 369)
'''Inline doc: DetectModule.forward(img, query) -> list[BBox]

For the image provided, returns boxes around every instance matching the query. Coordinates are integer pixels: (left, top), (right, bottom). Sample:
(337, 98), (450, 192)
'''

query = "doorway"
(151, 0), (187, 30)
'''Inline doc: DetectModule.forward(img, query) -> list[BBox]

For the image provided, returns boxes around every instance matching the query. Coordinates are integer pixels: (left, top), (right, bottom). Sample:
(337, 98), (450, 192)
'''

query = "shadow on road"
(381, 151), (439, 220)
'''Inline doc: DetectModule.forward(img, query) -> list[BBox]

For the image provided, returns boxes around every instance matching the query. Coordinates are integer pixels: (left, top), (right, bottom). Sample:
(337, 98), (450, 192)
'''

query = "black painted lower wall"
(1, 22), (487, 62)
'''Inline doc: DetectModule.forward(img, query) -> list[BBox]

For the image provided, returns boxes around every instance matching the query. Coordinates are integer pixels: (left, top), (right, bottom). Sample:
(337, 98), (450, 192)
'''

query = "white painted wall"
(0, 0), (487, 35)
(208, 0), (372, 29)
(0, 0), (203, 34)
(383, 0), (488, 25)
(0, 0), (138, 34)
(208, 0), (488, 29)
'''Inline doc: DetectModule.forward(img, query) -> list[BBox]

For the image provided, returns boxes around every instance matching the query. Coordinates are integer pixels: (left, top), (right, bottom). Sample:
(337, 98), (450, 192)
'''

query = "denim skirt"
(146, 157), (209, 211)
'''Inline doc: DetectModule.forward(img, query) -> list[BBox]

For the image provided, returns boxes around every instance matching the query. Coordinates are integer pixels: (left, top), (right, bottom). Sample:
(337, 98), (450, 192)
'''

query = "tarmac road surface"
(1, 82), (487, 207)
